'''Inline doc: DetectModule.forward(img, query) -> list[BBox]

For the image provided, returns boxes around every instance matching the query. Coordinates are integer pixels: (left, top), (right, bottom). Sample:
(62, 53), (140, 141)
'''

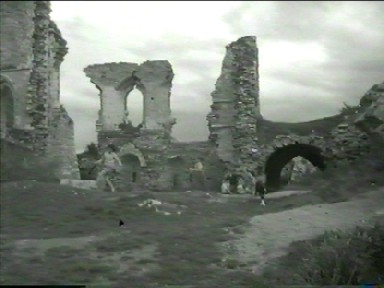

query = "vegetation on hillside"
(259, 102), (362, 142)
(262, 219), (384, 286)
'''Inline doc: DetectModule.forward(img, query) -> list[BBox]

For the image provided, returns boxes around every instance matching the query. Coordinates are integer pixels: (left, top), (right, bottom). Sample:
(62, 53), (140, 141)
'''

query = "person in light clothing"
(189, 158), (206, 191)
(243, 169), (256, 194)
(221, 179), (230, 194)
(95, 144), (122, 192)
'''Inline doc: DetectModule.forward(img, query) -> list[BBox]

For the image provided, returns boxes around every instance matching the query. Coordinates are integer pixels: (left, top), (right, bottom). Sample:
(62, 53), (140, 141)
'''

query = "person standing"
(255, 166), (267, 206)
(95, 144), (123, 192)
(189, 158), (206, 191)
(243, 169), (256, 194)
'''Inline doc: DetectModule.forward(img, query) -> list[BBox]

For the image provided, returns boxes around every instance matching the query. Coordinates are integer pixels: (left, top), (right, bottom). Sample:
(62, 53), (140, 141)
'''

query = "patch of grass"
(45, 246), (85, 259)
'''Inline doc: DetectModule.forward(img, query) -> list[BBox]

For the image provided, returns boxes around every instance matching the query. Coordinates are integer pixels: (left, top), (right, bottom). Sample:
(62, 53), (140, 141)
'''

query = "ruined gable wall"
(84, 61), (175, 132)
(84, 62), (139, 131)
(85, 61), (176, 191)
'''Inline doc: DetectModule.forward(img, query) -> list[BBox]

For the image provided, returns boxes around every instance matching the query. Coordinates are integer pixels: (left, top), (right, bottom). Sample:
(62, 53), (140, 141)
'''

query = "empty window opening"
(125, 88), (144, 127)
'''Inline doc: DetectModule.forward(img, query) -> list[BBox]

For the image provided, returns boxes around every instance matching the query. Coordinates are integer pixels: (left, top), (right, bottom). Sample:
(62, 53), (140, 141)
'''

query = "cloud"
(222, 1), (384, 121)
(50, 1), (384, 151)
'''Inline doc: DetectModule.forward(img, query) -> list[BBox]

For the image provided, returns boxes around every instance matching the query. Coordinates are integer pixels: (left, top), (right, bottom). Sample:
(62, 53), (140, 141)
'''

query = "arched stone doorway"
(264, 143), (326, 190)
(118, 143), (146, 167)
(120, 153), (142, 192)
(168, 156), (186, 191)
(0, 80), (14, 138)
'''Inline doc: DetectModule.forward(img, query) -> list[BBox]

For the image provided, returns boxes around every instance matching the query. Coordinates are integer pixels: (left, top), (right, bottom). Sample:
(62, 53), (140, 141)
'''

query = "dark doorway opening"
(120, 154), (141, 191)
(264, 143), (326, 191)
(168, 156), (186, 191)
(0, 84), (14, 138)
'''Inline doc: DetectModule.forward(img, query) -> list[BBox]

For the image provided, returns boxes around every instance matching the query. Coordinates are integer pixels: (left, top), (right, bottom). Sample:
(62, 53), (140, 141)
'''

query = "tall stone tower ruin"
(207, 36), (261, 172)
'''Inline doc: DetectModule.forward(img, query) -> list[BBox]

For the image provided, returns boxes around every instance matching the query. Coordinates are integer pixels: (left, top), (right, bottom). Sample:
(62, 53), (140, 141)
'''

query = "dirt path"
(224, 188), (384, 274)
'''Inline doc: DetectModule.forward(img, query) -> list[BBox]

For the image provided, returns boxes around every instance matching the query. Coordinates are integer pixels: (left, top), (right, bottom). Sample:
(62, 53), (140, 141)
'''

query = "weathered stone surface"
(84, 62), (138, 87)
(46, 107), (80, 179)
(80, 34), (381, 193)
(84, 60), (175, 132)
(208, 36), (260, 174)
(1, 1), (80, 180)
(355, 82), (384, 141)
(136, 61), (175, 131)
(290, 157), (317, 182)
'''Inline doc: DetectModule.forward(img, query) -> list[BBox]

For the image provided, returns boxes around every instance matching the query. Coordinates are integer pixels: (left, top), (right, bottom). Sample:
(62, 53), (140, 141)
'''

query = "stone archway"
(264, 143), (326, 190)
(0, 77), (15, 138)
(118, 143), (146, 167)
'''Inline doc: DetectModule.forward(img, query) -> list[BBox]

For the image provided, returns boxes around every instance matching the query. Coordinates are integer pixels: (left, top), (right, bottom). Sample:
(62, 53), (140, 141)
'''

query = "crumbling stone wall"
(167, 141), (225, 191)
(355, 82), (384, 143)
(84, 62), (138, 131)
(81, 34), (379, 192)
(84, 60), (178, 191)
(84, 61), (176, 132)
(254, 123), (371, 187)
(46, 107), (80, 179)
(231, 36), (261, 169)
(207, 36), (260, 173)
(0, 1), (80, 180)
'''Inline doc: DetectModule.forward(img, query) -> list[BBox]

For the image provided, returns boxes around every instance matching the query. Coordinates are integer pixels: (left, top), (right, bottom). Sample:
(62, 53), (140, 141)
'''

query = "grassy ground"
(1, 153), (383, 287)
(0, 180), (329, 287)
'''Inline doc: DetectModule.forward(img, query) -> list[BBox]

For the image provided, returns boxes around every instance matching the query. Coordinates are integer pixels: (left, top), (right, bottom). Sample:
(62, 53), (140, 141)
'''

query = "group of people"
(221, 166), (267, 206)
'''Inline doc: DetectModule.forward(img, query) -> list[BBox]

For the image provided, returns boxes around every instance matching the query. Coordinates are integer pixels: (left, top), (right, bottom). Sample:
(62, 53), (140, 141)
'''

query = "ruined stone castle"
(0, 1), (80, 180)
(1, 1), (383, 191)
(84, 35), (383, 192)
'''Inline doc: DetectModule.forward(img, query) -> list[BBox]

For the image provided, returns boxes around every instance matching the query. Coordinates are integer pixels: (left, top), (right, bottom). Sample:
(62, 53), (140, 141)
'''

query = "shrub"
(286, 222), (384, 285)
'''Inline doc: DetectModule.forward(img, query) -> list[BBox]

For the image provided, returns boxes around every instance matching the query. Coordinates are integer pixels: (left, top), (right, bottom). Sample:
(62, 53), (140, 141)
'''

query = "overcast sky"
(50, 1), (384, 152)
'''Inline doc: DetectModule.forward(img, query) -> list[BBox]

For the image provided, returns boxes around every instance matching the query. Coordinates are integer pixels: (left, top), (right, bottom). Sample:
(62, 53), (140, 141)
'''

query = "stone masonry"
(0, 1), (80, 180)
(84, 61), (178, 191)
(1, 2), (380, 189)
(81, 34), (381, 192)
(207, 36), (261, 174)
